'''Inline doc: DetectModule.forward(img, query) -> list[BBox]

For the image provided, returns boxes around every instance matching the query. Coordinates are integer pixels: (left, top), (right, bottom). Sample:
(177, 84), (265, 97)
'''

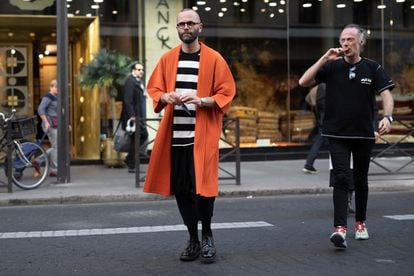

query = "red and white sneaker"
(355, 221), (369, 240)
(330, 226), (347, 249)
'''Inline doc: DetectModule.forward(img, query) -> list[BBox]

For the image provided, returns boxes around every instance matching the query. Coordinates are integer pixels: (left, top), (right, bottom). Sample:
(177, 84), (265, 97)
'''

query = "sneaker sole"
(330, 234), (347, 249)
(302, 168), (318, 174)
(355, 234), (369, 240)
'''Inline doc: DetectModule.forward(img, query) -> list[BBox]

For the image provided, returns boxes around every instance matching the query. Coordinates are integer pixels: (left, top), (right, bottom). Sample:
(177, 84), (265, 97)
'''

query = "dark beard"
(179, 31), (198, 44)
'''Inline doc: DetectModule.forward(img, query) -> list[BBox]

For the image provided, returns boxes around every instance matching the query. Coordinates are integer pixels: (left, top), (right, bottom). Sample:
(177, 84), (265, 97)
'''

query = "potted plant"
(78, 48), (133, 166)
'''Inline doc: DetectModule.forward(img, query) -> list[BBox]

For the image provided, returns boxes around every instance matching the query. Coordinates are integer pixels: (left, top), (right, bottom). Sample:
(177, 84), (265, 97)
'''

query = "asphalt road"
(0, 192), (413, 275)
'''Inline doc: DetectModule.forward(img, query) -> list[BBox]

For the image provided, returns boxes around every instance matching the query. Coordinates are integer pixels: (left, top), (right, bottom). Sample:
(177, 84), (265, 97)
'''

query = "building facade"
(0, 0), (413, 161)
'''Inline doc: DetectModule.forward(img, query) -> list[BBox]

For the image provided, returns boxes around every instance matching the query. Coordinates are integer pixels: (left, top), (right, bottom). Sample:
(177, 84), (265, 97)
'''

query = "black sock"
(187, 223), (199, 242)
(202, 218), (212, 237)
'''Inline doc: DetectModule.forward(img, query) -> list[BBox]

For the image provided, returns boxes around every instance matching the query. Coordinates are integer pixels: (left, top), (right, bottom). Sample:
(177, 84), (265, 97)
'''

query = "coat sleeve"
(147, 57), (168, 114)
(123, 77), (136, 118)
(211, 54), (236, 113)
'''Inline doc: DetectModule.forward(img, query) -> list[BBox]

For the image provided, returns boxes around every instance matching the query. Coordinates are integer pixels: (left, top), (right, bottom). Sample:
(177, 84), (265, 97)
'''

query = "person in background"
(38, 79), (58, 177)
(120, 62), (148, 173)
(299, 24), (394, 249)
(143, 9), (236, 263)
(303, 83), (328, 173)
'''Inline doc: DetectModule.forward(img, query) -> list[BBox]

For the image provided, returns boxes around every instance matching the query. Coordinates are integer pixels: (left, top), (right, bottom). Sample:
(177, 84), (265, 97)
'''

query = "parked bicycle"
(0, 109), (49, 190)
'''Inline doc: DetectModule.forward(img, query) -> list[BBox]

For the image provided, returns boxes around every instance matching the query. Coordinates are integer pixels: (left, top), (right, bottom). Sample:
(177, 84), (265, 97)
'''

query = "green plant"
(78, 49), (133, 135)
(78, 48), (133, 98)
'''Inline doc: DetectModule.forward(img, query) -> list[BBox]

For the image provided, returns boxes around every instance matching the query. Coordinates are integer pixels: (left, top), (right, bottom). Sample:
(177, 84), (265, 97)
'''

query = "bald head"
(177, 8), (201, 24)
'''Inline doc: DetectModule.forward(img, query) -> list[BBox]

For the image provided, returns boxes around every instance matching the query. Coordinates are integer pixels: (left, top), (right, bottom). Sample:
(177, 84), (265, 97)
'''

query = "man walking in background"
(299, 24), (394, 249)
(121, 62), (148, 173)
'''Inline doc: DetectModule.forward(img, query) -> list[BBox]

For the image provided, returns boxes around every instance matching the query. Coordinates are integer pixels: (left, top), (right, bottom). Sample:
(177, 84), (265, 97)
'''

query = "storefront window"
(188, 0), (414, 146)
(0, 0), (412, 160)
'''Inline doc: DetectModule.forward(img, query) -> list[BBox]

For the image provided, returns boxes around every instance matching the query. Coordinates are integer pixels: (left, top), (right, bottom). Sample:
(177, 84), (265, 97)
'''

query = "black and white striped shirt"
(172, 50), (200, 146)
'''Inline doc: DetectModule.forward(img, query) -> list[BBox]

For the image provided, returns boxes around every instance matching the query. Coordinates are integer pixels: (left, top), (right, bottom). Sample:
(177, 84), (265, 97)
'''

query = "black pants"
(171, 145), (215, 228)
(328, 138), (374, 227)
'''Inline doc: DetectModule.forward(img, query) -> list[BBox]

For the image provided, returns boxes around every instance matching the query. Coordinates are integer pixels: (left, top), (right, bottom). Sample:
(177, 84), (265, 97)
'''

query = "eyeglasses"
(349, 66), (356, 80)
(176, 21), (200, 29)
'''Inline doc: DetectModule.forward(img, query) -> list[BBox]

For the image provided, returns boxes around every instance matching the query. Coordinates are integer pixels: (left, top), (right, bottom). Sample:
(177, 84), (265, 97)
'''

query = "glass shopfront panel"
(0, 0), (412, 160)
(187, 0), (414, 147)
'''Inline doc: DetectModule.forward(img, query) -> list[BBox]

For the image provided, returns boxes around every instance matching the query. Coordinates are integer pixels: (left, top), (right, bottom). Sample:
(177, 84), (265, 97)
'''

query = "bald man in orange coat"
(143, 9), (236, 263)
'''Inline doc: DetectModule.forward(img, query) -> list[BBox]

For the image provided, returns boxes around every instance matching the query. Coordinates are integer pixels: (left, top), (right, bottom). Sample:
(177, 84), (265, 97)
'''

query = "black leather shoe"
(201, 235), (216, 263)
(179, 240), (201, 261)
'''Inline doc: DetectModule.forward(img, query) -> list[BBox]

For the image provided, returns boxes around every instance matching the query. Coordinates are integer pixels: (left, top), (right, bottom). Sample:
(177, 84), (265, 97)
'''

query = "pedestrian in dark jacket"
(120, 62), (148, 173)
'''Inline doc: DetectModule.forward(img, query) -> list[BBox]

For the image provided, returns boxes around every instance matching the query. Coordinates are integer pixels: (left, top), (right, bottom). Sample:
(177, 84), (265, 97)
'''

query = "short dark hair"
(130, 62), (142, 71)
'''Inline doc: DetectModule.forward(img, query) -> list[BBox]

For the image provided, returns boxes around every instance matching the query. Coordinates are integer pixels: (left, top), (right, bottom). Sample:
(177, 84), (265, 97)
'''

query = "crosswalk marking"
(383, 214), (414, 221)
(0, 221), (273, 240)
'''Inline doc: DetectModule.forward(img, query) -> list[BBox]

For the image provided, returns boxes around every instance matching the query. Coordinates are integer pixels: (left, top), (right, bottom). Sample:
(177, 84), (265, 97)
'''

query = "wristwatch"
(200, 97), (207, 107)
(384, 115), (393, 123)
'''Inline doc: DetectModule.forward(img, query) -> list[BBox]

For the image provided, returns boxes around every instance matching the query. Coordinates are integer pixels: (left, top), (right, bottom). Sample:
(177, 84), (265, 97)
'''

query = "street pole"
(56, 0), (70, 183)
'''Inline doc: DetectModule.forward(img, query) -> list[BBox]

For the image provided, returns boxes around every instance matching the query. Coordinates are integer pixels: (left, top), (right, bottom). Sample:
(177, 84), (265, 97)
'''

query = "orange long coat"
(143, 43), (236, 197)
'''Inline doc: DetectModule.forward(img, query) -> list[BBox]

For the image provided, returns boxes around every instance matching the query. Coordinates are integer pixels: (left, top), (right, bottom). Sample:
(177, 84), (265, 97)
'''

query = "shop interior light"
(218, 12), (224, 17)
(94, 0), (104, 3)
(68, 13), (74, 17)
(390, 19), (394, 26)
(302, 3), (312, 8)
(192, 6), (198, 11)
(269, 2), (277, 7)
(280, 0), (286, 4)
(86, 13), (92, 17)
(197, 1), (206, 5)
(29, 32), (35, 37)
(278, 9), (284, 13)
(269, 13), (275, 18)
(91, 4), (99, 9)
(240, 8), (245, 12)
(67, 4), (70, 8)
(354, 0), (363, 2)
(336, 4), (346, 8)
(205, 6), (211, 11)
(242, 0), (248, 2)
(221, 7), (228, 12)
(396, 0), (405, 3)
(112, 10), (118, 14)
(233, 1), (240, 6)
(220, 0), (226, 3)
(8, 32), (13, 37)
(260, 8), (266, 12)
(377, 4), (386, 9)
(75, 10), (80, 14)
(264, 0), (269, 3)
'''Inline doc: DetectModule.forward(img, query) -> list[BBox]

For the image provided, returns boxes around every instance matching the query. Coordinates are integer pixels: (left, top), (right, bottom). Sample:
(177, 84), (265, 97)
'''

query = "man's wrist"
(383, 115), (393, 123)
(200, 97), (207, 107)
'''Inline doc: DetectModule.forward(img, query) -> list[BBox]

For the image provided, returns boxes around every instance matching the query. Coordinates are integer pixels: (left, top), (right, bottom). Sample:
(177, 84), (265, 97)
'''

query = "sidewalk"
(1, 157), (413, 206)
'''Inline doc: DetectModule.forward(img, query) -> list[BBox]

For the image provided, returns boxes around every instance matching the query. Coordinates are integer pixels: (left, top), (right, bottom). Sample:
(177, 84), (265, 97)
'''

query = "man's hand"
(323, 47), (345, 61)
(161, 92), (182, 105)
(180, 93), (201, 106)
(378, 117), (391, 135)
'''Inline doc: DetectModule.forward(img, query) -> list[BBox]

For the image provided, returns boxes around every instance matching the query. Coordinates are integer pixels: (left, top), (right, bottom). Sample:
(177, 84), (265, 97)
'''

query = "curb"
(1, 185), (413, 206)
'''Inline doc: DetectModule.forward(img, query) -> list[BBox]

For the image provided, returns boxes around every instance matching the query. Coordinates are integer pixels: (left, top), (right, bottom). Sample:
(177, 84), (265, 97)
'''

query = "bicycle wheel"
(10, 141), (49, 190)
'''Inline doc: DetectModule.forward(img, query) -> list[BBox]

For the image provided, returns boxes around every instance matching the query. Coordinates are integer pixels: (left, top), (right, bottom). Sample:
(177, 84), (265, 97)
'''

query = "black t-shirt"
(315, 57), (394, 139)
